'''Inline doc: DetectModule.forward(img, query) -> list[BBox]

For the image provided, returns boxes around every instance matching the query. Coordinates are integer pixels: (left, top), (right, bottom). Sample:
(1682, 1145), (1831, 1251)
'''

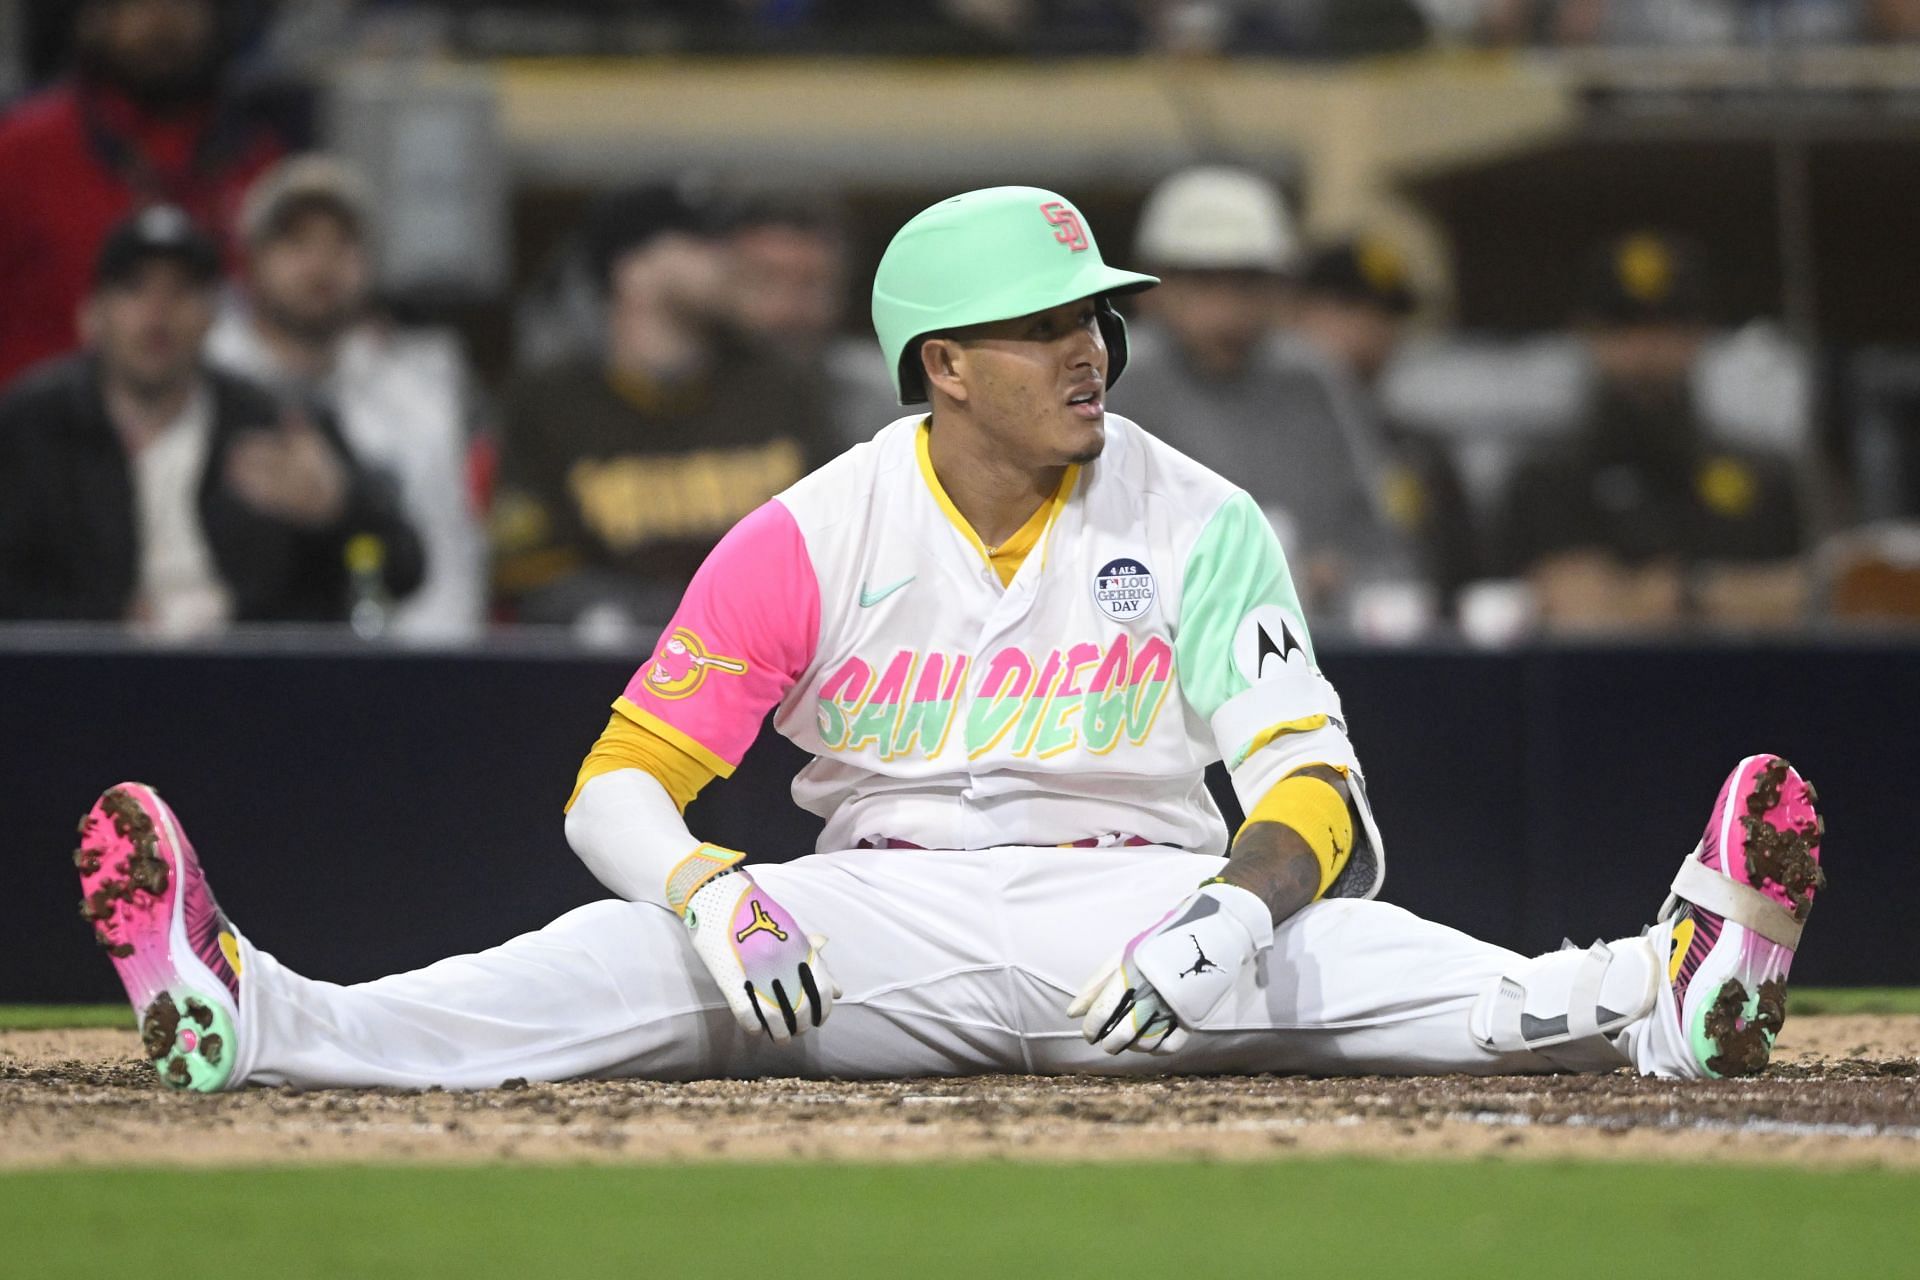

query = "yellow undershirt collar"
(916, 421), (1077, 588)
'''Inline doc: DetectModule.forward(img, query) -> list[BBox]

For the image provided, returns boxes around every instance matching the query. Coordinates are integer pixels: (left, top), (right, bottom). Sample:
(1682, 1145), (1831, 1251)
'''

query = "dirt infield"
(4, 1015), (1916, 1169)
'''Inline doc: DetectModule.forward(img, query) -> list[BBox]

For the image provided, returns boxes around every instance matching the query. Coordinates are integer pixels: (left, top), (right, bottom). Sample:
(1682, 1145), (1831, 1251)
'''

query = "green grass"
(6, 987), (1917, 1030)
(0, 1004), (132, 1030)
(1782, 988), (1920, 1015)
(4, 1160), (1918, 1279)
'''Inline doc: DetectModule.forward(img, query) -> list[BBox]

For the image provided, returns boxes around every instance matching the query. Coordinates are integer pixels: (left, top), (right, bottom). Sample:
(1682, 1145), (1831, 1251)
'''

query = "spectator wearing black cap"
(1495, 232), (1808, 632)
(1286, 235), (1478, 615)
(489, 183), (838, 635)
(0, 206), (423, 634)
(1292, 237), (1417, 385)
(208, 155), (486, 642)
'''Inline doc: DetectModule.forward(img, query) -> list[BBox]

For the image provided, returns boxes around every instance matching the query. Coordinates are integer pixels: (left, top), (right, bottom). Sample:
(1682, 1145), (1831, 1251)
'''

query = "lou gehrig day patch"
(1093, 557), (1156, 621)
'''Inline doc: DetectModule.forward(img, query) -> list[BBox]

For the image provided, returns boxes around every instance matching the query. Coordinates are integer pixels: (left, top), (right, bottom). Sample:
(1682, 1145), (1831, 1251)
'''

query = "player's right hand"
(684, 868), (839, 1042)
(1068, 881), (1273, 1055)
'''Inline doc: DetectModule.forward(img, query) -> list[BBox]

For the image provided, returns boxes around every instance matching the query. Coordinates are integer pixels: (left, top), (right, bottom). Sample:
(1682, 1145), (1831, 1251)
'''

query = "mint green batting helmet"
(872, 186), (1160, 405)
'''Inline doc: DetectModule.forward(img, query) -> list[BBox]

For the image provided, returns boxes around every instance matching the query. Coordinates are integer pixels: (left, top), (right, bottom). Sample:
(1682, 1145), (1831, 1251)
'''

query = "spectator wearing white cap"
(1114, 166), (1412, 628)
(208, 155), (486, 641)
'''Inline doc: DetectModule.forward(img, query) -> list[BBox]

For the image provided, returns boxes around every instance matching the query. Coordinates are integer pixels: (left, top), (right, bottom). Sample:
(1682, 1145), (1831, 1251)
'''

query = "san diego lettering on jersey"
(814, 634), (1175, 763)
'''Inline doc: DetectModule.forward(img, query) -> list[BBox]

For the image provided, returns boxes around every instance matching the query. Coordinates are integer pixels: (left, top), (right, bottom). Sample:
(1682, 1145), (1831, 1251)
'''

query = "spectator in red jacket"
(0, 0), (285, 388)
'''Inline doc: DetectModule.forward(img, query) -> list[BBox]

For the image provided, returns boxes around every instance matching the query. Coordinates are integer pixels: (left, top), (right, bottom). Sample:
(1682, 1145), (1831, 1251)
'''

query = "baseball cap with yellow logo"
(1578, 231), (1710, 326)
(1696, 455), (1759, 519)
(1301, 235), (1418, 315)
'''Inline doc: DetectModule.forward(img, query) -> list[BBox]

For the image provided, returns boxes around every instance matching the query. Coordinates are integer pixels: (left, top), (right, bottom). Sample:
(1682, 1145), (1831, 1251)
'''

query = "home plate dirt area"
(4, 1015), (1915, 1169)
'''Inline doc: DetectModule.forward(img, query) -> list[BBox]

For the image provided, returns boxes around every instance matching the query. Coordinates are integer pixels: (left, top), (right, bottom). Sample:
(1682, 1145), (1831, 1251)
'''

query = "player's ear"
(920, 337), (969, 404)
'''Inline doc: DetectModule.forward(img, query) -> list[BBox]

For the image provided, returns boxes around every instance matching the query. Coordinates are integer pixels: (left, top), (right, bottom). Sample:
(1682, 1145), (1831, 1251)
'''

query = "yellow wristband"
(1237, 773), (1353, 900)
(663, 843), (744, 917)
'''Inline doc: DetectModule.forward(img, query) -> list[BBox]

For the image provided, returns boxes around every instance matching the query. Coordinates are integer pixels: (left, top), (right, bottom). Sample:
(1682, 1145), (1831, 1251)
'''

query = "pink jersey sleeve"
(617, 499), (820, 776)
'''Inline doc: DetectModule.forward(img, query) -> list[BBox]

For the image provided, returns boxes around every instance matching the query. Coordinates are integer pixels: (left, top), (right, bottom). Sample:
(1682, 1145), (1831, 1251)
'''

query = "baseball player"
(74, 187), (1826, 1094)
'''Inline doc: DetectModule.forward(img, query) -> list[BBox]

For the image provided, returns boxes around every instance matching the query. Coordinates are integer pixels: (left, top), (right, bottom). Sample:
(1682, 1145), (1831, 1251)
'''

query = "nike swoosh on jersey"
(858, 575), (916, 608)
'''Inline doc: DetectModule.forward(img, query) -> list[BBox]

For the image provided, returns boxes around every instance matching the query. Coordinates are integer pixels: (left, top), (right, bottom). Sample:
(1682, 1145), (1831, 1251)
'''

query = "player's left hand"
(1067, 882), (1273, 1055)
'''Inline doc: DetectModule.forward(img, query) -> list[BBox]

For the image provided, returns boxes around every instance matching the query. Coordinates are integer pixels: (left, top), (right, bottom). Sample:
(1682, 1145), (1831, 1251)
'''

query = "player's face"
(950, 297), (1110, 467)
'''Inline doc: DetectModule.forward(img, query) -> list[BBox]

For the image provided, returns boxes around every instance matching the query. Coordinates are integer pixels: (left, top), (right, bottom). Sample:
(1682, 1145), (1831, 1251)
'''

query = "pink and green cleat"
(76, 783), (243, 1092)
(1651, 754), (1825, 1078)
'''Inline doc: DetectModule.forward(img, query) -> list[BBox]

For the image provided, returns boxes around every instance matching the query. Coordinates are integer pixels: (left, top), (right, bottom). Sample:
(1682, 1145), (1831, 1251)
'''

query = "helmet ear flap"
(1096, 298), (1131, 389)
(895, 339), (929, 406)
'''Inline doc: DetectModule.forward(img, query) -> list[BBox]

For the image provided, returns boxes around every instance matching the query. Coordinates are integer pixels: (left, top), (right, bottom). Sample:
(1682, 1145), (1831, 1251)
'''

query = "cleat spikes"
(1701, 977), (1788, 1077)
(141, 993), (181, 1062)
(81, 880), (131, 922)
(124, 843), (168, 896)
(100, 787), (155, 842)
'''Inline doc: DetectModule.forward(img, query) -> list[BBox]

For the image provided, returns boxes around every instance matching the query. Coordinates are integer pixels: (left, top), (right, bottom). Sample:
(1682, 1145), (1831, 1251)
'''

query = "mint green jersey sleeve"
(1174, 489), (1313, 730)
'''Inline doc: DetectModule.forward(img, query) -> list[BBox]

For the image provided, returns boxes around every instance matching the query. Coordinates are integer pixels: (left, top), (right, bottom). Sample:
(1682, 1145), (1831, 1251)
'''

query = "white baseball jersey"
(225, 419), (1706, 1094)
(613, 413), (1382, 896)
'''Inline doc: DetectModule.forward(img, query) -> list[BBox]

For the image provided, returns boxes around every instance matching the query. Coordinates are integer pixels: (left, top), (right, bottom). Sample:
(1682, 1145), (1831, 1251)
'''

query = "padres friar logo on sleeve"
(646, 627), (748, 700)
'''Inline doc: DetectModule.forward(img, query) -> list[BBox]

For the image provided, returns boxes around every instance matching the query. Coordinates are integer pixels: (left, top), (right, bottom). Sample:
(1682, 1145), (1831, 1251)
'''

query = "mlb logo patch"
(1093, 557), (1155, 621)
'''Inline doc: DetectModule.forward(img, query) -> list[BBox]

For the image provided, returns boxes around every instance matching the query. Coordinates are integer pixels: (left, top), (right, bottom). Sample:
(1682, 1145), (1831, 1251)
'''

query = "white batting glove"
(1068, 882), (1273, 1056)
(685, 868), (840, 1043)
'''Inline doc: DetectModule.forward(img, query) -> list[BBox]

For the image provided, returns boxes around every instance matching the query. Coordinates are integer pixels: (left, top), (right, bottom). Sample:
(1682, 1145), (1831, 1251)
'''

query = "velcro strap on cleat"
(1670, 858), (1806, 950)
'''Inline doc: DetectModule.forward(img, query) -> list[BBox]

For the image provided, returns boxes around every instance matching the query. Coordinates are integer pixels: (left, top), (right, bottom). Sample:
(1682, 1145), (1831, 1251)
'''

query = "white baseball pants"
(223, 846), (1640, 1090)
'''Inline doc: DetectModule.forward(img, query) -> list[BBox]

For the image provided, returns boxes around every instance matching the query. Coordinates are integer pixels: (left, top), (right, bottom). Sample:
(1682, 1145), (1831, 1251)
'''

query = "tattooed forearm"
(1218, 765), (1350, 926)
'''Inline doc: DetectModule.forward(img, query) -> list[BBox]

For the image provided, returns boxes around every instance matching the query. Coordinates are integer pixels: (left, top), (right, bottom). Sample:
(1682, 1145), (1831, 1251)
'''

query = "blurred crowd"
(13, 0), (1920, 82)
(4, 0), (1920, 647)
(17, 0), (1918, 62)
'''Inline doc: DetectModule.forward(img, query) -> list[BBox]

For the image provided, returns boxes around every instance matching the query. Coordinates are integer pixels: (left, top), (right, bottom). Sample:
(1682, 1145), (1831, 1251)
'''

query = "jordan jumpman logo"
(1179, 934), (1221, 979)
(735, 899), (790, 945)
